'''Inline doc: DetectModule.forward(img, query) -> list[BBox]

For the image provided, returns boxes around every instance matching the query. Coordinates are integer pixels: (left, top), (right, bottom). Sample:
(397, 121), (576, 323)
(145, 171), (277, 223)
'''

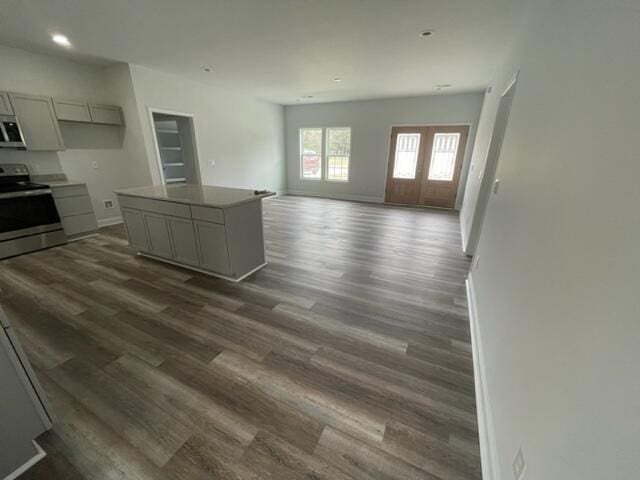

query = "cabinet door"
(8, 93), (65, 151)
(143, 212), (173, 259)
(0, 92), (14, 115)
(122, 208), (149, 251)
(53, 99), (91, 122)
(194, 221), (230, 275)
(167, 217), (199, 266)
(89, 104), (124, 125)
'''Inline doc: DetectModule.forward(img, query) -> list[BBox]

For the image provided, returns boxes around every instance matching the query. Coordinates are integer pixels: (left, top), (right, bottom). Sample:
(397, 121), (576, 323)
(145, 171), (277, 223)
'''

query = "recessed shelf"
(160, 146), (182, 151)
(163, 162), (184, 167)
(166, 177), (186, 184)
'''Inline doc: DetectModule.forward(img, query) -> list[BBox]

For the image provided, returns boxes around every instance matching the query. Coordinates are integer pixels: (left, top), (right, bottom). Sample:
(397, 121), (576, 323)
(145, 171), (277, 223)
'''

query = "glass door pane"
(393, 133), (421, 179)
(427, 133), (461, 181)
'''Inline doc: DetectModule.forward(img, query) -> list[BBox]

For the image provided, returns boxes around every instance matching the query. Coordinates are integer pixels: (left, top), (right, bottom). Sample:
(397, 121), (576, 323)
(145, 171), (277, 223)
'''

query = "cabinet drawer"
(117, 195), (191, 218)
(54, 195), (93, 217)
(191, 205), (224, 224)
(53, 99), (91, 122)
(89, 104), (124, 125)
(51, 184), (89, 198)
(61, 213), (98, 236)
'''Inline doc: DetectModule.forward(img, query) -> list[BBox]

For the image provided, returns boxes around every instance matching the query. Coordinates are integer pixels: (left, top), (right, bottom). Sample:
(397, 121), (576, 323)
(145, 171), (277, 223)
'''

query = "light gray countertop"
(46, 180), (86, 187)
(115, 184), (276, 208)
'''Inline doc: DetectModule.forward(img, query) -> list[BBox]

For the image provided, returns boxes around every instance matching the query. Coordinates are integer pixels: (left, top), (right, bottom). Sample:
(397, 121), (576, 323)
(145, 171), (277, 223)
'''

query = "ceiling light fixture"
(419, 30), (435, 38)
(436, 84), (452, 88)
(202, 67), (213, 72)
(333, 77), (343, 83)
(52, 33), (71, 47)
(302, 95), (314, 99)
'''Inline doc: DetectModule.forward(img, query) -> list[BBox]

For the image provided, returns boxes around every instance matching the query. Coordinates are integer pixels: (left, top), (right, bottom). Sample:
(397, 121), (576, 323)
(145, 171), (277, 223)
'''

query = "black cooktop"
(0, 181), (49, 194)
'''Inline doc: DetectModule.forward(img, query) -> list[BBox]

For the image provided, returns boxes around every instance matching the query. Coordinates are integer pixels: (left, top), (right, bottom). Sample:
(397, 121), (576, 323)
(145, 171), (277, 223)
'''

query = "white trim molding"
(3, 441), (46, 480)
(285, 190), (383, 204)
(466, 272), (501, 480)
(97, 216), (123, 228)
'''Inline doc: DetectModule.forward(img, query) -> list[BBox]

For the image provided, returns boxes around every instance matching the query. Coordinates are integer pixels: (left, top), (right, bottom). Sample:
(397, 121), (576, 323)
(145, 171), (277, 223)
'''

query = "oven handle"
(0, 189), (53, 199)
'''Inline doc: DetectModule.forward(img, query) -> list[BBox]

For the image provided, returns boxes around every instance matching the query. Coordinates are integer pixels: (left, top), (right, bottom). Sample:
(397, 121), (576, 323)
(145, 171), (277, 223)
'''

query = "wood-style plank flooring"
(1, 195), (479, 480)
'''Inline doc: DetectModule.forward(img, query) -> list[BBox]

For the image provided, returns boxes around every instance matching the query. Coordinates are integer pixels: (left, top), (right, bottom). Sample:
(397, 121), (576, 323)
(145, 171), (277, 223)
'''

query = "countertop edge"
(113, 190), (277, 209)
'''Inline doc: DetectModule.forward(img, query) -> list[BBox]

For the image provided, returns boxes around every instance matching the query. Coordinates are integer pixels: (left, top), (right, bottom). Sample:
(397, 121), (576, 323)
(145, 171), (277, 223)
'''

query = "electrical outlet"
(104, 200), (114, 209)
(513, 447), (527, 480)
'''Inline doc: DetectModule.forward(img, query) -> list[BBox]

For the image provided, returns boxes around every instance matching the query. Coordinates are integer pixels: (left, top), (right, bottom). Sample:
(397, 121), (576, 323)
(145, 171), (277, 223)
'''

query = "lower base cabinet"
(143, 212), (173, 258)
(122, 208), (149, 251)
(167, 217), (199, 266)
(193, 220), (230, 274)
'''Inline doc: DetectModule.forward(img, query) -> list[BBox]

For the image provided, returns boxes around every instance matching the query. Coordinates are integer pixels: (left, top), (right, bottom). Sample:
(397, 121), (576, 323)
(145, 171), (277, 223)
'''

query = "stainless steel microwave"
(0, 115), (26, 149)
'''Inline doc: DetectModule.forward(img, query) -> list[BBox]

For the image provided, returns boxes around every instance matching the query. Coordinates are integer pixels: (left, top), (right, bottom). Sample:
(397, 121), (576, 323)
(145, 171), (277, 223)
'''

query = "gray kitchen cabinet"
(51, 183), (98, 239)
(8, 93), (65, 151)
(194, 220), (231, 274)
(143, 212), (173, 258)
(53, 98), (92, 122)
(0, 92), (14, 115)
(122, 208), (149, 251)
(0, 306), (53, 479)
(167, 216), (199, 266)
(89, 104), (124, 125)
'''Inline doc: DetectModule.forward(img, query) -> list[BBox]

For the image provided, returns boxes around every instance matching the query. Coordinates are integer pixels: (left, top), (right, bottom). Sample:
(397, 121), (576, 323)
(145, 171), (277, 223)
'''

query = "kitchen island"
(115, 184), (275, 281)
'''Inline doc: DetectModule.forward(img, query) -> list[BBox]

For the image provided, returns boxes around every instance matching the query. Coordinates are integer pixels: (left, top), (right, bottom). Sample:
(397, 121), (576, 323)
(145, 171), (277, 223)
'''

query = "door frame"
(147, 107), (202, 186)
(383, 122), (472, 208)
(464, 71), (520, 254)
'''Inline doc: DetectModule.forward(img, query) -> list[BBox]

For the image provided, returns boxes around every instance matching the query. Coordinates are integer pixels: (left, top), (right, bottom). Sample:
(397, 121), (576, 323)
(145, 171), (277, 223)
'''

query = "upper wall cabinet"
(88, 104), (124, 126)
(0, 92), (14, 115)
(9, 93), (65, 151)
(53, 98), (92, 122)
(54, 99), (124, 126)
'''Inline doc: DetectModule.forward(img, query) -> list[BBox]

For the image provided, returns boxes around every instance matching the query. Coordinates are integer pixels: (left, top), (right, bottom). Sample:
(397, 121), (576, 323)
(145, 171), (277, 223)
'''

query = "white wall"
(464, 0), (640, 478)
(128, 65), (286, 193)
(284, 93), (484, 205)
(0, 46), (145, 223)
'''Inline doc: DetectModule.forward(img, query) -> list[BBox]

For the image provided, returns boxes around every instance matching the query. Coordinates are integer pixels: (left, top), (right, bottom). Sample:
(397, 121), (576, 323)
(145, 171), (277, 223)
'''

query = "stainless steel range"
(0, 164), (67, 259)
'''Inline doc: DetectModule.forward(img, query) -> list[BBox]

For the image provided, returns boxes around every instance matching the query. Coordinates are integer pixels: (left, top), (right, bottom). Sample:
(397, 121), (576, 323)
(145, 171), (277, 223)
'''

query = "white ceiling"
(0, 0), (513, 105)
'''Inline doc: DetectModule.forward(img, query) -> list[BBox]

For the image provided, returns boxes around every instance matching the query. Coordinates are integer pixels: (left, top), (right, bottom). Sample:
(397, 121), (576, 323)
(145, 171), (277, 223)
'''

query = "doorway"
(385, 125), (469, 208)
(150, 110), (200, 185)
(465, 74), (518, 254)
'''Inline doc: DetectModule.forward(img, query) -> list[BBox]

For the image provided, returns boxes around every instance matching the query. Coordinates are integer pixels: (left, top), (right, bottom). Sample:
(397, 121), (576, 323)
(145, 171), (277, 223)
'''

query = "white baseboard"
(285, 190), (383, 204)
(97, 216), (123, 227)
(3, 441), (46, 480)
(466, 273), (501, 480)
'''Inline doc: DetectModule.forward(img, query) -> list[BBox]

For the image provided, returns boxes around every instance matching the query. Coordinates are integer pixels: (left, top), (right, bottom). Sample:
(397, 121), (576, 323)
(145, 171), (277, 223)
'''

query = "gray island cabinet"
(115, 184), (275, 281)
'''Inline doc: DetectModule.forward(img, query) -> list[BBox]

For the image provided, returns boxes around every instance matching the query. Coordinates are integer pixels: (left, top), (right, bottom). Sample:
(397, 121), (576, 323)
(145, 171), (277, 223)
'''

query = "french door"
(385, 125), (469, 208)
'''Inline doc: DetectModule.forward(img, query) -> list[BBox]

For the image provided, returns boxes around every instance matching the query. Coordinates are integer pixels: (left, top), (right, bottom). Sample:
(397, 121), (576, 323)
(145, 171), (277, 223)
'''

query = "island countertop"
(115, 184), (275, 208)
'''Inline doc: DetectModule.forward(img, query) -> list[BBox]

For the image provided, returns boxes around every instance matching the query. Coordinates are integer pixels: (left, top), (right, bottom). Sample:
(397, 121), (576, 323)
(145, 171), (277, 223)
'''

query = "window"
(300, 127), (351, 182)
(393, 133), (421, 179)
(326, 127), (351, 182)
(300, 128), (323, 179)
(428, 133), (461, 181)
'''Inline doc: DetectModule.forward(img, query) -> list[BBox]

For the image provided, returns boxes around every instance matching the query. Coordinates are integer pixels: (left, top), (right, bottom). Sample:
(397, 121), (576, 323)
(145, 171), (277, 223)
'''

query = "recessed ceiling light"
(302, 95), (314, 99)
(437, 84), (452, 88)
(333, 77), (343, 83)
(202, 67), (213, 72)
(52, 34), (71, 47)
(419, 30), (435, 38)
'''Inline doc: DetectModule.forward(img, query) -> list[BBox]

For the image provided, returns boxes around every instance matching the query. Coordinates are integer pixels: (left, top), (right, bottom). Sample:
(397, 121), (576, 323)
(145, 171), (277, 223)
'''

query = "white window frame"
(324, 127), (351, 183)
(299, 126), (352, 183)
(299, 127), (323, 181)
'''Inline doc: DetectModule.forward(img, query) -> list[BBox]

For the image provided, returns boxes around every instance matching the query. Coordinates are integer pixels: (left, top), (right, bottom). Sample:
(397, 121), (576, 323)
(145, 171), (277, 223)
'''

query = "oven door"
(0, 190), (62, 241)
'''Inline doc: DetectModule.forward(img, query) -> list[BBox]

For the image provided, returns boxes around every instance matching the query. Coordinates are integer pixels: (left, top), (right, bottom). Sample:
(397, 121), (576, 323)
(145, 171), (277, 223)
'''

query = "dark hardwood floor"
(0, 195), (479, 480)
